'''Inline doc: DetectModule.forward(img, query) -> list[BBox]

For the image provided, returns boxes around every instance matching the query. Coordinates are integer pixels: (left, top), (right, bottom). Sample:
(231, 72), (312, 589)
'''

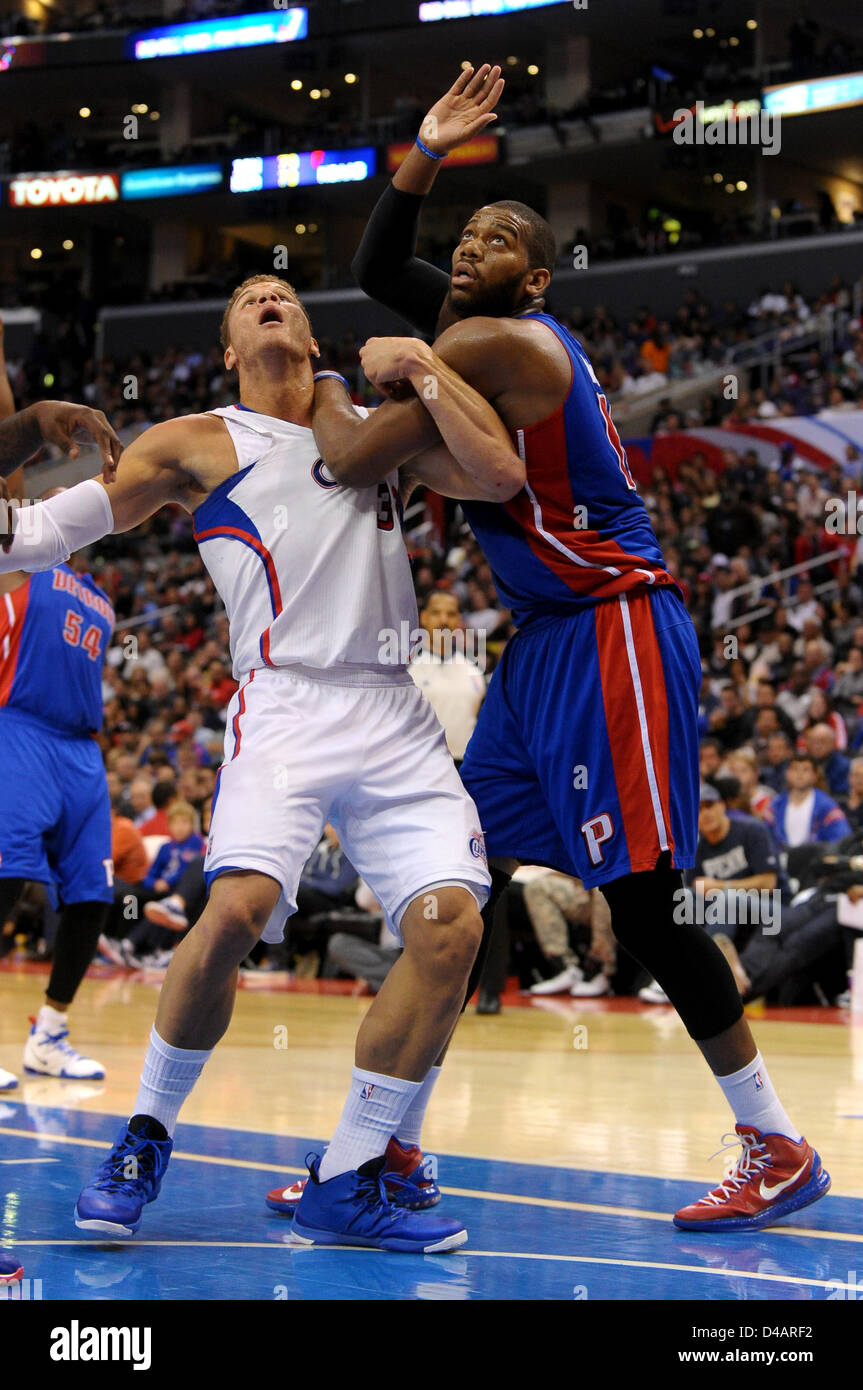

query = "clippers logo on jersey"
(311, 457), (339, 490)
(0, 565), (114, 736)
(460, 313), (676, 628)
(469, 831), (487, 862)
(360, 1083), (376, 1101)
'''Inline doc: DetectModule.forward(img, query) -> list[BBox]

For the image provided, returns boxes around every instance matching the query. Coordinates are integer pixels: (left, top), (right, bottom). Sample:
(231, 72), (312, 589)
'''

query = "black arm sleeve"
(351, 183), (449, 339)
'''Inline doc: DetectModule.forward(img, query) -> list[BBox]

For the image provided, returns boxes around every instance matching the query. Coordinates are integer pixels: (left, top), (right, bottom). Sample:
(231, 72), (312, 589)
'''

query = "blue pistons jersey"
(0, 565), (114, 904)
(0, 564), (114, 735)
(461, 312), (676, 627)
(459, 313), (700, 888)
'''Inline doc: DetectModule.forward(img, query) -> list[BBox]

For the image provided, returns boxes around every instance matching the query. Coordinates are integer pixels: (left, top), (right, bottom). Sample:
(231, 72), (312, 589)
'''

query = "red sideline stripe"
(0, 582), (31, 709)
(231, 669), (256, 759)
(594, 596), (674, 866)
(194, 525), (284, 616)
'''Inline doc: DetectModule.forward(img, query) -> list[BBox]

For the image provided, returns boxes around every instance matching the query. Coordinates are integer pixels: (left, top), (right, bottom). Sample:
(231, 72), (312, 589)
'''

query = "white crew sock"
(715, 1051), (802, 1142)
(36, 1004), (68, 1032)
(397, 1065), (441, 1147)
(133, 1026), (212, 1137)
(317, 1066), (423, 1181)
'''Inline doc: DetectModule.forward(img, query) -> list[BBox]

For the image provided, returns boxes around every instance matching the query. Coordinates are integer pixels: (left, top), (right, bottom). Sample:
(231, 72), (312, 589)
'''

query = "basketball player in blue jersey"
(1, 276), (533, 1252)
(303, 64), (832, 1234)
(0, 401), (123, 1095)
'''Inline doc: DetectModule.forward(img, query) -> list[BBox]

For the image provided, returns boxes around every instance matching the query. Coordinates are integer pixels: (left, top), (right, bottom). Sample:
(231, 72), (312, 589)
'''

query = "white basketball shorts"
(204, 665), (491, 943)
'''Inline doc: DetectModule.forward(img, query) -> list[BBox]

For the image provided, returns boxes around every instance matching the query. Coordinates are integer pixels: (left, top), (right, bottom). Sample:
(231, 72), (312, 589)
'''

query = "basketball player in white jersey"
(0, 275), (525, 1252)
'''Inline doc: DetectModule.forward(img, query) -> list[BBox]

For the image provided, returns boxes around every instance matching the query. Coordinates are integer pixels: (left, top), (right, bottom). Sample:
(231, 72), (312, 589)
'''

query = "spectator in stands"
(137, 779), (178, 837)
(111, 804), (148, 887)
(724, 748), (776, 822)
(803, 722), (850, 797)
(843, 757), (863, 828)
(699, 736), (725, 779)
(141, 802), (204, 895)
(324, 881), (401, 995)
(282, 825), (360, 974)
(770, 755), (851, 847)
(741, 679), (798, 743)
(408, 590), (486, 764)
(126, 776), (155, 827)
(832, 646), (863, 718)
(760, 730), (794, 793)
(526, 871), (615, 998)
(707, 684), (750, 751)
(802, 689), (848, 751)
(776, 662), (815, 731)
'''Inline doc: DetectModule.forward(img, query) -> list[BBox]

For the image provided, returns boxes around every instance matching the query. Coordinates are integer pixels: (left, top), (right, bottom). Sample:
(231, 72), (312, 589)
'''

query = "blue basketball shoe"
(290, 1154), (467, 1252)
(75, 1116), (173, 1237)
(266, 1136), (442, 1214)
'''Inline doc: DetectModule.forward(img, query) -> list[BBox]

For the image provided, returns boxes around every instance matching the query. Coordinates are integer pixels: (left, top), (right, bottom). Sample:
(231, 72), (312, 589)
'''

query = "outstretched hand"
(419, 63), (505, 157)
(31, 401), (123, 483)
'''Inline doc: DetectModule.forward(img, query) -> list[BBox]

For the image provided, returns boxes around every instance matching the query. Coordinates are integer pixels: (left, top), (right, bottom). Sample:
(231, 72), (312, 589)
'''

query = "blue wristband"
(313, 371), (350, 390)
(416, 136), (444, 161)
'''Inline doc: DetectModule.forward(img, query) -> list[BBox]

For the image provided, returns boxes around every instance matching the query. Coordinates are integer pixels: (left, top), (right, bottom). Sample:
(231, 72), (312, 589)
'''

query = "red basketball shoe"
(673, 1125), (830, 1232)
(266, 1136), (441, 1213)
(0, 1251), (23, 1284)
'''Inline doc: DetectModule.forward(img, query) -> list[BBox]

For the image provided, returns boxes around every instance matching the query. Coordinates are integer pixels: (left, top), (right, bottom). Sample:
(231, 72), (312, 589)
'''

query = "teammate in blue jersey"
(305, 65), (831, 1233)
(0, 394), (122, 1090)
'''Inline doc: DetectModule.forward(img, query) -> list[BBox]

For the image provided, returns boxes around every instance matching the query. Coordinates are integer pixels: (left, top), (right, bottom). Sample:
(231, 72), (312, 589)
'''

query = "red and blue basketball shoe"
(74, 1117), (173, 1237)
(289, 1153), (467, 1253)
(0, 1251), (23, 1284)
(266, 1136), (441, 1214)
(673, 1125), (831, 1232)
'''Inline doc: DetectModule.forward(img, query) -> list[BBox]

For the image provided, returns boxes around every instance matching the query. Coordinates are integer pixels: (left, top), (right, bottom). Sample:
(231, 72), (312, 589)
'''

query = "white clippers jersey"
(194, 405), (417, 679)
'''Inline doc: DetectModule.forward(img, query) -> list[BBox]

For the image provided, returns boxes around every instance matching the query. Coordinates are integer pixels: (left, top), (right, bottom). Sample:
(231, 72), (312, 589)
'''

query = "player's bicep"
(102, 424), (192, 532)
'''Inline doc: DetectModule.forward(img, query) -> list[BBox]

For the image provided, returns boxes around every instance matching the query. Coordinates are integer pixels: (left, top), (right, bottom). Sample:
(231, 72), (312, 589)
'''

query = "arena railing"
(723, 553), (847, 631)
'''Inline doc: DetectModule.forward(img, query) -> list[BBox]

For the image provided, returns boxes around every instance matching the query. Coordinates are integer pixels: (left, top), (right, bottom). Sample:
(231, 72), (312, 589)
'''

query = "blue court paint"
(1, 1104), (859, 1302)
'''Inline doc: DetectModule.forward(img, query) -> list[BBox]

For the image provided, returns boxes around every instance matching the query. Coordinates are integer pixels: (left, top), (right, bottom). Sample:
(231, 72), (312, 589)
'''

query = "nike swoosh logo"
(759, 1161), (808, 1201)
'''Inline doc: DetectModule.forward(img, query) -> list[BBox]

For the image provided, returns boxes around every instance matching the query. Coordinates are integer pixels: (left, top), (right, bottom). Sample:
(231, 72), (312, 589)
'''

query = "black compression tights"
(600, 854), (744, 1042)
(0, 881), (108, 1008)
(47, 901), (110, 1007)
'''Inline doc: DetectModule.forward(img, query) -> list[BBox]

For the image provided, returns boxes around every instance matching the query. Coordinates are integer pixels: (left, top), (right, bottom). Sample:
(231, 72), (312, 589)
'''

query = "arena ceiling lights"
(129, 9), (308, 61)
(419, 0), (565, 19)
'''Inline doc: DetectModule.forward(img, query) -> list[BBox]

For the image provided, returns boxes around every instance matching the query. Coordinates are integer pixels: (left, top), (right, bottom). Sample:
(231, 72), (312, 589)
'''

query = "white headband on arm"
(0, 478), (115, 574)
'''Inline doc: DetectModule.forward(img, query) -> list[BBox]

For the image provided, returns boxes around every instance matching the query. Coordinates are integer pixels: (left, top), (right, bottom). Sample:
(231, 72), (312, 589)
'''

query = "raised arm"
(312, 321), (524, 502)
(351, 64), (504, 336)
(0, 416), (199, 573)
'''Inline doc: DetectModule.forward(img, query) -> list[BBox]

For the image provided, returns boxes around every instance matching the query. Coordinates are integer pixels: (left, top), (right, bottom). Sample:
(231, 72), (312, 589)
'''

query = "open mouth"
(259, 305), (284, 325)
(451, 262), (477, 289)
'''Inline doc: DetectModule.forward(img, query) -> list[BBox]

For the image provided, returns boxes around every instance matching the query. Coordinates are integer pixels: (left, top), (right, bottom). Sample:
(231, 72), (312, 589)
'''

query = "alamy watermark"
(378, 622), (487, 669)
(672, 101), (780, 156)
(825, 494), (863, 534)
(674, 886), (781, 935)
